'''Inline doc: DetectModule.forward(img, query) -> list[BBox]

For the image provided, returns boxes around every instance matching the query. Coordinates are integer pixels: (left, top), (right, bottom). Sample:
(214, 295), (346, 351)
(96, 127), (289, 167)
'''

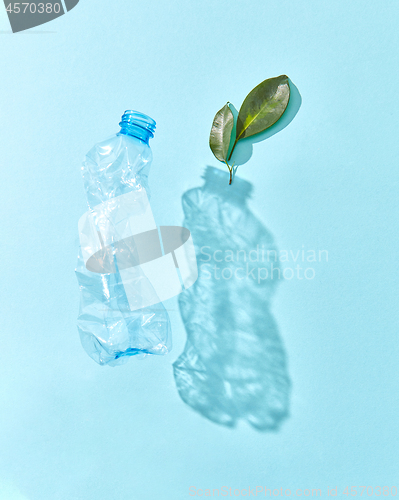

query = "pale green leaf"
(209, 102), (234, 163)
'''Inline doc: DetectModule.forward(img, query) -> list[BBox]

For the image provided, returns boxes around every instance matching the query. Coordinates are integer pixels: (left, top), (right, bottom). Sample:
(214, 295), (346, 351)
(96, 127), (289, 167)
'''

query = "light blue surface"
(0, 1), (398, 499)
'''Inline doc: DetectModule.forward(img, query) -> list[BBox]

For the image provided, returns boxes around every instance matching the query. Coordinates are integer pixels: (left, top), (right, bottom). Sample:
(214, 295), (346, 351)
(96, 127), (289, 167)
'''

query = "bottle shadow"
(173, 167), (291, 431)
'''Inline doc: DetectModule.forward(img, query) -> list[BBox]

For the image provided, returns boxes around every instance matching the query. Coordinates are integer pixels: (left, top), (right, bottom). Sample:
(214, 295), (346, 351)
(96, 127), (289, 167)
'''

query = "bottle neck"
(118, 110), (156, 145)
(119, 123), (152, 144)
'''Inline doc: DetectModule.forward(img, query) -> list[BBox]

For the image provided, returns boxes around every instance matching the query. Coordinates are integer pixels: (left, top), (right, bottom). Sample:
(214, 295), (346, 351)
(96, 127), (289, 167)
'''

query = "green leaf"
(209, 102), (234, 163)
(231, 75), (290, 157)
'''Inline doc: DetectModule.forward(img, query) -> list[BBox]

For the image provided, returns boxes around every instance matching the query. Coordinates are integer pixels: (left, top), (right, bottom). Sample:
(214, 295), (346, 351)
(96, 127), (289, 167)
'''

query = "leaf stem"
(224, 160), (233, 185)
(228, 139), (238, 162)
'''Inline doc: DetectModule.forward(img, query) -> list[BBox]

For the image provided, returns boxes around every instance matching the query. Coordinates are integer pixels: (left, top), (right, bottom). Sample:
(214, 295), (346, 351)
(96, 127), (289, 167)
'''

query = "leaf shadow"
(229, 79), (302, 167)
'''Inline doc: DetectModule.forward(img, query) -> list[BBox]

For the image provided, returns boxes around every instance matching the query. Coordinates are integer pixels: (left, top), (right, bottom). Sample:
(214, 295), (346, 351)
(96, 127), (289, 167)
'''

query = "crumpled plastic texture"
(76, 133), (172, 366)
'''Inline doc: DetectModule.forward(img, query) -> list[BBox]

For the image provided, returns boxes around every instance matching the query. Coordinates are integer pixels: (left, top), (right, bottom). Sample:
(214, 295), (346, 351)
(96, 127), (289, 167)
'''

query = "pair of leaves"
(209, 75), (290, 168)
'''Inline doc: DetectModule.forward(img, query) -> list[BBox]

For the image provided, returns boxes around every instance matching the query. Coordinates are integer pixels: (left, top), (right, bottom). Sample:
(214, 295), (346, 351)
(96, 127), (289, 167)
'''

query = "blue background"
(0, 0), (398, 498)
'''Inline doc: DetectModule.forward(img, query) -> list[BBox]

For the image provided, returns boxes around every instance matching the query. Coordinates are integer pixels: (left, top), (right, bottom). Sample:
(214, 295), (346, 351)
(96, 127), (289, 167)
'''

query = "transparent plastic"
(76, 111), (172, 366)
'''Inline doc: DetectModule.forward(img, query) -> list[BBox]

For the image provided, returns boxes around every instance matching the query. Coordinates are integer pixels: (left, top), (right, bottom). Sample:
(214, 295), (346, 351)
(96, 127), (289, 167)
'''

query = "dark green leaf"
(209, 102), (234, 162)
(235, 75), (290, 142)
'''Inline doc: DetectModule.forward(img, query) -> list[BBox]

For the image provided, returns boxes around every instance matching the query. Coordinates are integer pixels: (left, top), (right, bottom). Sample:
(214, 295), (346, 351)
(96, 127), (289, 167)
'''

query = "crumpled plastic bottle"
(174, 167), (291, 430)
(75, 111), (172, 366)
